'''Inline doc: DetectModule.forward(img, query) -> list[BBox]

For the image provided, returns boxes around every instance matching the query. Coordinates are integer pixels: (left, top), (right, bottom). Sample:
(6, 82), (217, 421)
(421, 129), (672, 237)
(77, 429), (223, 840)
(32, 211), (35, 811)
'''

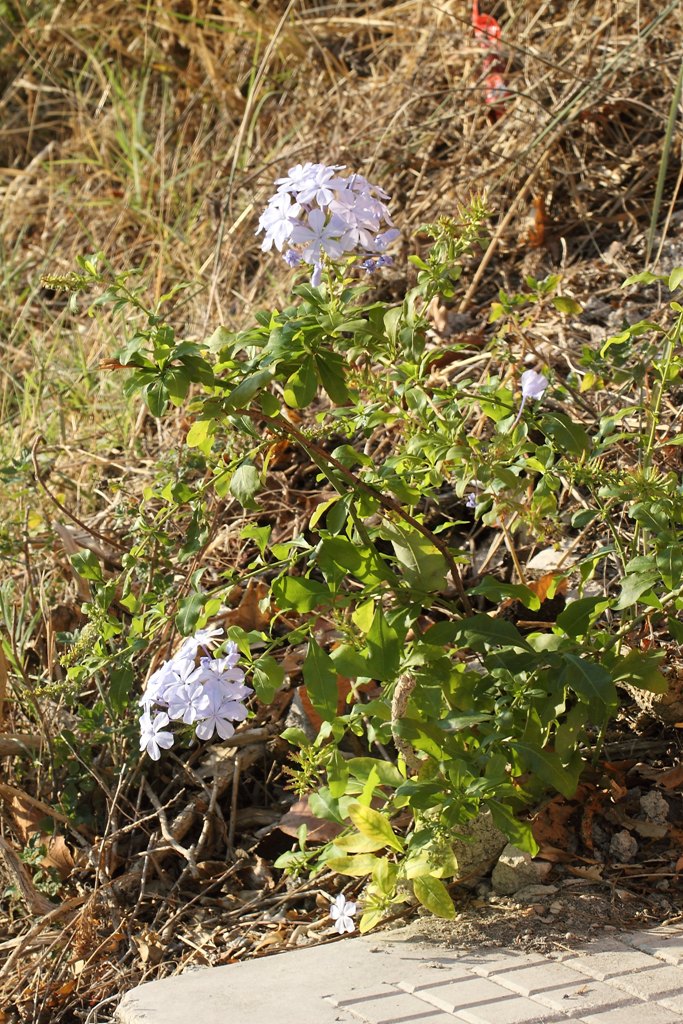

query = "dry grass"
(1, 1), (682, 1020)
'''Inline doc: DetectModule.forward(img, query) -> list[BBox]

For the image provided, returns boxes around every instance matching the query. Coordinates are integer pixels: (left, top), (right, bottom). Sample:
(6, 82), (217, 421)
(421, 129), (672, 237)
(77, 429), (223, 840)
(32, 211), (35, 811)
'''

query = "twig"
(30, 436), (126, 551)
(142, 780), (199, 876)
(391, 673), (421, 776)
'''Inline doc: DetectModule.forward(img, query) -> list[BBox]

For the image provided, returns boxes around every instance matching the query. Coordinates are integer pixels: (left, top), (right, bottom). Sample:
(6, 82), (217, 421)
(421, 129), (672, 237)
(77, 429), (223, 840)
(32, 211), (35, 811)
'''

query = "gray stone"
(640, 791), (669, 824)
(609, 829), (639, 863)
(513, 884), (559, 903)
(452, 810), (508, 884)
(491, 844), (553, 895)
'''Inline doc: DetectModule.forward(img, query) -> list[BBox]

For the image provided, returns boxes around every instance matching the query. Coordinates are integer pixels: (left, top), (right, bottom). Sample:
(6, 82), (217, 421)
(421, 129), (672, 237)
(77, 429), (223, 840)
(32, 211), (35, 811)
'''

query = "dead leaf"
(220, 582), (272, 631)
(0, 782), (75, 879)
(675, 854), (683, 873)
(528, 572), (567, 603)
(0, 836), (57, 916)
(531, 785), (591, 849)
(277, 797), (344, 843)
(565, 864), (604, 881)
(606, 806), (669, 839)
(265, 440), (292, 468)
(659, 763), (683, 790)
(526, 194), (548, 249)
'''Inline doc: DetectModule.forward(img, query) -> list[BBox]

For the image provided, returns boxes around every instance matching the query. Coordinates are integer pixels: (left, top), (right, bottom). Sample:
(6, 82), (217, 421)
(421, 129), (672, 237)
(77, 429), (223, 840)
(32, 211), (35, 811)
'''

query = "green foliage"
(62, 209), (683, 932)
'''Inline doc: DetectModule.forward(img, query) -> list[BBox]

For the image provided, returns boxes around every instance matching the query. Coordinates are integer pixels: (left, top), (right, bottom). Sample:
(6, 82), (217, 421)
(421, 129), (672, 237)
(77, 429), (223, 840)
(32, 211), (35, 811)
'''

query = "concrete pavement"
(115, 922), (683, 1024)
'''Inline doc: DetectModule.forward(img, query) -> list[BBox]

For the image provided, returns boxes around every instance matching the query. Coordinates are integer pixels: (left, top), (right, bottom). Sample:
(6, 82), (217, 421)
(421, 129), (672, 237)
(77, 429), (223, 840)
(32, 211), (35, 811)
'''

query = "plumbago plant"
(55, 165), (683, 932)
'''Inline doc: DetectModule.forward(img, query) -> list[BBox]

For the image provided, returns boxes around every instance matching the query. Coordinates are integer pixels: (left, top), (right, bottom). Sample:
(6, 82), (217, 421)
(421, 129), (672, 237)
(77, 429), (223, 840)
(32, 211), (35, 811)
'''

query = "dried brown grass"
(1, 1), (682, 1020)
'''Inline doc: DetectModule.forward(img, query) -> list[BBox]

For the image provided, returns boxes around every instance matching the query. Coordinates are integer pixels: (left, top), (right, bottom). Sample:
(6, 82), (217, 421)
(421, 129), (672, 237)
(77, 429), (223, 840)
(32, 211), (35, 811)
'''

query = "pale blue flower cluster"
(257, 162), (399, 285)
(138, 627), (252, 760)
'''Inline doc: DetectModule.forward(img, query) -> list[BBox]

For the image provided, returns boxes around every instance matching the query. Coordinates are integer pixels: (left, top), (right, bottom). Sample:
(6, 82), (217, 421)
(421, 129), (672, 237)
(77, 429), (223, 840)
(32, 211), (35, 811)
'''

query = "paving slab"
(115, 923), (683, 1024)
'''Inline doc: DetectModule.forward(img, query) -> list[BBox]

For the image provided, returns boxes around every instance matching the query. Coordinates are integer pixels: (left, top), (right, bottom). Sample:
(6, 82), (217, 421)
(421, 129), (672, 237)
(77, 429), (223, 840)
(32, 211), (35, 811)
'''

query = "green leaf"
(365, 607), (401, 680)
(560, 654), (617, 712)
(615, 571), (660, 610)
(412, 876), (455, 919)
(224, 368), (274, 411)
(347, 801), (404, 852)
(109, 663), (133, 714)
(453, 614), (532, 653)
(144, 378), (169, 417)
(623, 270), (662, 287)
(669, 267), (683, 291)
(186, 418), (216, 452)
(308, 788), (343, 823)
(272, 575), (333, 612)
(331, 832), (387, 854)
(541, 413), (590, 457)
(252, 656), (284, 704)
(487, 800), (539, 855)
(381, 523), (448, 593)
(229, 463), (261, 510)
(327, 748), (349, 799)
(281, 727), (312, 748)
(315, 350), (350, 405)
(70, 550), (104, 582)
(325, 853), (381, 876)
(556, 596), (608, 637)
(512, 742), (581, 798)
(347, 758), (404, 789)
(258, 391), (280, 417)
(405, 845), (457, 879)
(309, 495), (341, 531)
(283, 358), (318, 408)
(372, 858), (398, 894)
(302, 639), (338, 723)
(552, 296), (583, 315)
(656, 546), (683, 589)
(470, 577), (541, 611)
(359, 907), (387, 933)
(318, 536), (364, 574)
(330, 644), (368, 678)
(205, 325), (233, 353)
(612, 649), (668, 694)
(175, 591), (204, 635)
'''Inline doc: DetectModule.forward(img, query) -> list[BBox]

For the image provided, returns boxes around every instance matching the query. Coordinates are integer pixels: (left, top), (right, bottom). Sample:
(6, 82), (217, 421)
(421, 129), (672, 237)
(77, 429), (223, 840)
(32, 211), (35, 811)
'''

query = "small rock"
(491, 844), (553, 895)
(640, 791), (669, 824)
(452, 811), (508, 885)
(548, 901), (563, 915)
(609, 829), (639, 863)
(526, 545), (571, 573)
(514, 884), (559, 902)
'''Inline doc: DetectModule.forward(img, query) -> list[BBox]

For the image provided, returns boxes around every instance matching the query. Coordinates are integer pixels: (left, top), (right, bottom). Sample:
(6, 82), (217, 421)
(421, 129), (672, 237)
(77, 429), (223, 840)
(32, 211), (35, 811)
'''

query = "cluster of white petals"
(138, 627), (252, 760)
(329, 893), (357, 934)
(257, 162), (399, 285)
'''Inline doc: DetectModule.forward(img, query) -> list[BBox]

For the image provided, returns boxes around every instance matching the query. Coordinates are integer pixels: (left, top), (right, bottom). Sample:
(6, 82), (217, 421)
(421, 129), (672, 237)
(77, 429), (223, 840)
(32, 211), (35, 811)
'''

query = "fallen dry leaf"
(0, 782), (75, 878)
(565, 864), (604, 881)
(277, 797), (344, 843)
(658, 763), (683, 790)
(221, 581), (272, 631)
